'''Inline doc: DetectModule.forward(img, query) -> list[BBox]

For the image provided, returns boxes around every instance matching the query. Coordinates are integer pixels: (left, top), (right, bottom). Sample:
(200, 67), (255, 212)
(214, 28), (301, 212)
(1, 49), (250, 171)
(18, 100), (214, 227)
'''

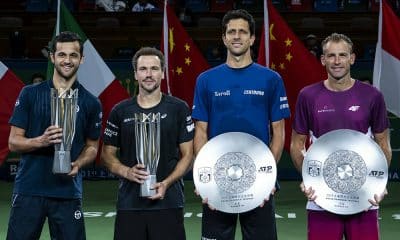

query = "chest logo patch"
(348, 106), (360, 112)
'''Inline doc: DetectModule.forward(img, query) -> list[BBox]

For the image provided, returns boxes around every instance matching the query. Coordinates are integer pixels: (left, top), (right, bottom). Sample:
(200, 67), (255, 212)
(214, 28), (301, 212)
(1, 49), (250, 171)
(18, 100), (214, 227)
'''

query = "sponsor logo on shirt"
(186, 123), (194, 132)
(214, 90), (230, 97)
(317, 105), (335, 113)
(243, 89), (264, 96)
(348, 105), (360, 112)
(107, 121), (118, 129)
(104, 128), (118, 137)
(15, 98), (20, 107)
(74, 210), (82, 220)
(280, 103), (289, 109)
(280, 96), (289, 109)
(123, 118), (135, 123)
(161, 113), (167, 119)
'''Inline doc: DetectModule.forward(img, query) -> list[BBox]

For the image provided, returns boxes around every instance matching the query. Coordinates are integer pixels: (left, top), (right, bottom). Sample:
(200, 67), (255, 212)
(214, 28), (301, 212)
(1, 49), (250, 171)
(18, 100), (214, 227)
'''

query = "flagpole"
(263, 0), (270, 66)
(373, 0), (383, 89)
(163, 0), (171, 95)
(56, 0), (61, 35)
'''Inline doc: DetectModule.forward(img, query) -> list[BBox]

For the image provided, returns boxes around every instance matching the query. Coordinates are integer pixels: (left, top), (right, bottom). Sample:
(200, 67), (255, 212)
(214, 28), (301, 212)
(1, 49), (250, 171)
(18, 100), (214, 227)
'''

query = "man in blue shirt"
(7, 31), (102, 240)
(192, 9), (290, 240)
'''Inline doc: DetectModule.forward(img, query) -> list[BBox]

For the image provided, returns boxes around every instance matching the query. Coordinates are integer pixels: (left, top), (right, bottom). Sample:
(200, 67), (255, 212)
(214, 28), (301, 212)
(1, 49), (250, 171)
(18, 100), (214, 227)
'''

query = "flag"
(257, 0), (326, 150)
(50, 0), (130, 162)
(161, 1), (210, 107)
(0, 62), (24, 164)
(373, 0), (400, 117)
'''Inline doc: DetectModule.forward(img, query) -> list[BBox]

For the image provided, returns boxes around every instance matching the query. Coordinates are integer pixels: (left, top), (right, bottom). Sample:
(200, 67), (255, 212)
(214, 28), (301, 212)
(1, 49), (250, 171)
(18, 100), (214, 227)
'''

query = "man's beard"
(54, 64), (78, 81)
(140, 80), (160, 94)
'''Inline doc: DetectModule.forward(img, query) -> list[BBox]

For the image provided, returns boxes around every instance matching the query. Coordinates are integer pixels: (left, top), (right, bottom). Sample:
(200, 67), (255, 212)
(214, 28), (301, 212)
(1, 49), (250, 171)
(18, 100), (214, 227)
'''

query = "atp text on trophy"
(50, 88), (78, 174)
(135, 113), (161, 197)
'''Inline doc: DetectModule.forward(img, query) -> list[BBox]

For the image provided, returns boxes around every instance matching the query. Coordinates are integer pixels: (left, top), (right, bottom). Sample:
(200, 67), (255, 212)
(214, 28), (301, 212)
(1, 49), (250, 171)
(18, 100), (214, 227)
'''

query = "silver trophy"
(302, 129), (388, 215)
(50, 88), (78, 174)
(193, 132), (277, 213)
(134, 113), (161, 197)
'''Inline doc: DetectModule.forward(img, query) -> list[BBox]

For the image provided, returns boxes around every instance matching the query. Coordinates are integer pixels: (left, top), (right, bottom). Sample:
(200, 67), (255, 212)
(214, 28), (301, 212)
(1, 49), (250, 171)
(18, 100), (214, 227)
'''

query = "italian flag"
(50, 0), (130, 162)
(0, 61), (24, 164)
(373, 0), (400, 117)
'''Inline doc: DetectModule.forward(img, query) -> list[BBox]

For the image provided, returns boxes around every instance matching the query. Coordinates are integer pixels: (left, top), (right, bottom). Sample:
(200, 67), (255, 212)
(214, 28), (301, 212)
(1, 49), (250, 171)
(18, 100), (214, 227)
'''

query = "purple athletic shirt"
(293, 80), (389, 211)
(293, 80), (389, 141)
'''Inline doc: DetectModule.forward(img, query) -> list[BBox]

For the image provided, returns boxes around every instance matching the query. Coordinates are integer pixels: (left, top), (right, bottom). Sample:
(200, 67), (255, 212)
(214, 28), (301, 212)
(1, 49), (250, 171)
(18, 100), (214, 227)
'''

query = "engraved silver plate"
(303, 129), (388, 215)
(193, 132), (277, 213)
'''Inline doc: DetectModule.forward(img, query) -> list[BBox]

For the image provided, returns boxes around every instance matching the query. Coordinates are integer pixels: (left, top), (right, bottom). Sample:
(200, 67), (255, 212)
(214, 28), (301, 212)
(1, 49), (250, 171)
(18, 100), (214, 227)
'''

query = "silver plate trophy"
(50, 88), (78, 174)
(302, 129), (388, 215)
(193, 132), (277, 213)
(135, 113), (161, 197)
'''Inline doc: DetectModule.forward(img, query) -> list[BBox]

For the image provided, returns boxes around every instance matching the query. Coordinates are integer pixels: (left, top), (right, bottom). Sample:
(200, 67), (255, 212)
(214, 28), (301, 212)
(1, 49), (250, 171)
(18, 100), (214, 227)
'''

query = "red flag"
(373, 0), (400, 117)
(257, 0), (326, 150)
(0, 61), (24, 164)
(161, 1), (210, 107)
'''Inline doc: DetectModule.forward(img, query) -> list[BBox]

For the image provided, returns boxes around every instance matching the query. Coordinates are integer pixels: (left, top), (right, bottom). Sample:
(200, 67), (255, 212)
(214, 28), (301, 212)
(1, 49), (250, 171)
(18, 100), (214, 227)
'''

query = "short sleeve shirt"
(9, 80), (102, 198)
(103, 94), (194, 210)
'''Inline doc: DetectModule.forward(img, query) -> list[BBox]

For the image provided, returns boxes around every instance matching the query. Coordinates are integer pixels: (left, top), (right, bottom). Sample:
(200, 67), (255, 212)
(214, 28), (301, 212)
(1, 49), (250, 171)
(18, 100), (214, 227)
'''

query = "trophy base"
(140, 175), (157, 197)
(53, 150), (71, 174)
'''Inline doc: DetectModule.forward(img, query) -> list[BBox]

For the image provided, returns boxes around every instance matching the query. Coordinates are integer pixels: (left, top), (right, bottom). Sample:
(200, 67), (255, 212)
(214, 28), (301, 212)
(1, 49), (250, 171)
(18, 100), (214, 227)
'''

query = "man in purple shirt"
(290, 33), (392, 240)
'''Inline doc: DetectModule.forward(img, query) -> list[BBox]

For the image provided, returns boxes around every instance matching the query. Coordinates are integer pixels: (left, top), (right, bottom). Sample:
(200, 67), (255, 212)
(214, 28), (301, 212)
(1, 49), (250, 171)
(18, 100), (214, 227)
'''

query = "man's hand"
(259, 187), (276, 207)
(148, 182), (167, 200)
(68, 161), (81, 177)
(40, 125), (63, 147)
(125, 164), (149, 184)
(368, 188), (388, 207)
(194, 188), (216, 210)
(300, 182), (317, 201)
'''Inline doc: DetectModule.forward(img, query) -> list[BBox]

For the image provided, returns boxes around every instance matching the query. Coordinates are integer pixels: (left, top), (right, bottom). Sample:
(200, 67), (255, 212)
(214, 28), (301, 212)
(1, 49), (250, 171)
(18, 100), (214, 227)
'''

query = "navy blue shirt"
(9, 80), (102, 198)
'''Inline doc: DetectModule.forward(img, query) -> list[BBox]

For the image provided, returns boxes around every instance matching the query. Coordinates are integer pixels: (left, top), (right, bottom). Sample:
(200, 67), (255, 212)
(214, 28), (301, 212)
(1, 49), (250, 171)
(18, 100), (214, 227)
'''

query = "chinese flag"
(161, 1), (210, 107)
(257, 0), (326, 151)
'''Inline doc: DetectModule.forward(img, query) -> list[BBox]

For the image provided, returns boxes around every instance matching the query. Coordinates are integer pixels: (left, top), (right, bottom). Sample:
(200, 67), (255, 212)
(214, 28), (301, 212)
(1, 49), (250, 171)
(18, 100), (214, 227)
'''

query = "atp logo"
(368, 170), (385, 179)
(258, 166), (273, 173)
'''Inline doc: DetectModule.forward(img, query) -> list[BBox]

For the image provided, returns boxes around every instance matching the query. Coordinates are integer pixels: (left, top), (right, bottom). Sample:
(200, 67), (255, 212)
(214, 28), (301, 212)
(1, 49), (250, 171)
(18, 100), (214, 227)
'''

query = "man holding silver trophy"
(7, 31), (102, 239)
(102, 47), (194, 240)
(192, 9), (290, 240)
(290, 33), (392, 240)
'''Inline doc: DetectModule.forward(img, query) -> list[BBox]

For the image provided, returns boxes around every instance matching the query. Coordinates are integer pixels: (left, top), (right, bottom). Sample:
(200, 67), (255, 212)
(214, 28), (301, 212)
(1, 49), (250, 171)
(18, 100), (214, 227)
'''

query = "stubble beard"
(54, 64), (79, 82)
(140, 81), (160, 94)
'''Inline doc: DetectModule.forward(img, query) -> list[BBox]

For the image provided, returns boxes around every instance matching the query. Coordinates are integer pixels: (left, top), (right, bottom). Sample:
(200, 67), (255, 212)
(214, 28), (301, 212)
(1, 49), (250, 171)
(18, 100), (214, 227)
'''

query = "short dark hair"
(222, 9), (255, 36)
(132, 47), (165, 72)
(50, 31), (83, 55)
(321, 33), (353, 54)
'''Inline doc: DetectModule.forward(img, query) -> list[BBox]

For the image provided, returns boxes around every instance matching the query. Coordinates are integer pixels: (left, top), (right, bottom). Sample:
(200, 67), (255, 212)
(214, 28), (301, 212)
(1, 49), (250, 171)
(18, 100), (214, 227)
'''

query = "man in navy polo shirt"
(6, 31), (102, 240)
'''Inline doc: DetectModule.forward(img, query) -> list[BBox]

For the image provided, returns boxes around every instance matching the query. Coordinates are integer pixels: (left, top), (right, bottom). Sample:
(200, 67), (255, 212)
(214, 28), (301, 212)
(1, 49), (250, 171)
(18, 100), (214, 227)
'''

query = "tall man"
(192, 9), (290, 240)
(101, 47), (194, 240)
(290, 33), (391, 240)
(7, 31), (102, 239)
